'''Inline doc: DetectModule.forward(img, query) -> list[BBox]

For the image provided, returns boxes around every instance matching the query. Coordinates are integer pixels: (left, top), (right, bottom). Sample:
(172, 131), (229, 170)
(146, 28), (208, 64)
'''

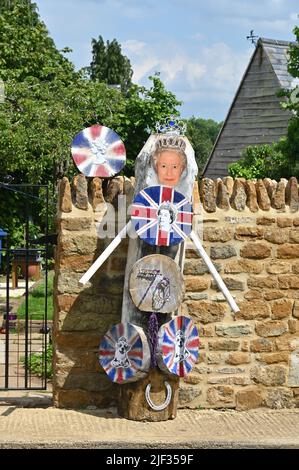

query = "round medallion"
(71, 124), (126, 177)
(157, 316), (199, 377)
(99, 322), (150, 384)
(129, 254), (184, 313)
(131, 185), (193, 246)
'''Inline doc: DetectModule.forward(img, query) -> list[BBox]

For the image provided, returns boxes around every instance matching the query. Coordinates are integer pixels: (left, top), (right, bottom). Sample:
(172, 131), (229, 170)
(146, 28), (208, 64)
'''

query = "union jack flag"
(71, 124), (126, 178)
(99, 323), (146, 384)
(159, 316), (200, 377)
(131, 185), (193, 246)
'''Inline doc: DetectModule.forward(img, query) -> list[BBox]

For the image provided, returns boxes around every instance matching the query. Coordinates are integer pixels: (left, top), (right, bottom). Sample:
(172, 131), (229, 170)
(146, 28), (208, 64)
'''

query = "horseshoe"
(145, 381), (172, 411)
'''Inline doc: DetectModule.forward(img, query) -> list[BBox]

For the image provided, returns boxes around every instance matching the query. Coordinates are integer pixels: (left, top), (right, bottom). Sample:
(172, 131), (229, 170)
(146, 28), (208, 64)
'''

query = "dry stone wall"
(54, 176), (299, 410)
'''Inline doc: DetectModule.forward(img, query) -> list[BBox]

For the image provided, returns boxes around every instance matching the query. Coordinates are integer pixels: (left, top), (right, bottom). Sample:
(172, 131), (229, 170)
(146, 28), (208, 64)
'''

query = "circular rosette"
(99, 322), (150, 384)
(129, 254), (184, 313)
(157, 316), (199, 377)
(131, 185), (193, 246)
(71, 124), (126, 177)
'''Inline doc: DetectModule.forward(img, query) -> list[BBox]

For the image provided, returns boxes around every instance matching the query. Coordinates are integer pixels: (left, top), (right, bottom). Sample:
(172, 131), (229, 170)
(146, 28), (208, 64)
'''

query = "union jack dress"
(71, 124), (126, 177)
(99, 322), (150, 384)
(157, 316), (200, 377)
(131, 185), (193, 246)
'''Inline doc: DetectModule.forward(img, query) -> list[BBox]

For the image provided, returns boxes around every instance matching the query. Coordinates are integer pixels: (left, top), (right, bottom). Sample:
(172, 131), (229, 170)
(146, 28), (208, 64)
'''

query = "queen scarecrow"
(77, 117), (239, 421)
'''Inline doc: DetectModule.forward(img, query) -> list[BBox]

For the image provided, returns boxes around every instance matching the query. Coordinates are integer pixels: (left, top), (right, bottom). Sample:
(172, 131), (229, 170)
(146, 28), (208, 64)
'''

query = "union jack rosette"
(131, 185), (193, 246)
(157, 316), (199, 377)
(99, 322), (150, 384)
(71, 124), (126, 177)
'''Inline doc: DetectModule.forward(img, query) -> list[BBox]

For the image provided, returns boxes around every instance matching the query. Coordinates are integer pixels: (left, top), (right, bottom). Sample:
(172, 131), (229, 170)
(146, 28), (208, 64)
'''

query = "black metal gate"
(0, 183), (51, 390)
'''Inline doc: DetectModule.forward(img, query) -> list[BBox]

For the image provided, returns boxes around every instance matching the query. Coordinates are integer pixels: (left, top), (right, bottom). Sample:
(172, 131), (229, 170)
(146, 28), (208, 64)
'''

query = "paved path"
(0, 396), (299, 448)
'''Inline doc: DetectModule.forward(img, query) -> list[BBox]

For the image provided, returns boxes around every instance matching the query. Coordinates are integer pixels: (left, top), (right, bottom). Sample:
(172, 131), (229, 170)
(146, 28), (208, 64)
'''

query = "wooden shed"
(202, 38), (295, 179)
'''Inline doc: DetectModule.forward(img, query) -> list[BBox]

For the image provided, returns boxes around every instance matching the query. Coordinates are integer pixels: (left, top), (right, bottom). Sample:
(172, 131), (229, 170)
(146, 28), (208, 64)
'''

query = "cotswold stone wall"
(54, 176), (299, 410)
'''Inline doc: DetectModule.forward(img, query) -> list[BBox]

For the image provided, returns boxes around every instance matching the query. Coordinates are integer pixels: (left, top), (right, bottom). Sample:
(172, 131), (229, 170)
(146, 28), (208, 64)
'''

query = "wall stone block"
(216, 180), (230, 210)
(256, 179), (271, 210)
(210, 245), (237, 259)
(285, 177), (299, 212)
(278, 275), (299, 289)
(271, 299), (293, 319)
(250, 365), (287, 386)
(289, 229), (299, 243)
(247, 276), (278, 289)
(236, 300), (271, 320)
(184, 259), (221, 275)
(245, 180), (259, 212)
(230, 179), (247, 211)
(277, 217), (293, 228)
(256, 352), (289, 364)
(207, 386), (235, 406)
(264, 388), (294, 408)
(186, 300), (226, 324)
(264, 291), (285, 301)
(250, 338), (275, 353)
(203, 227), (232, 242)
(257, 216), (275, 225)
(234, 226), (264, 240)
(236, 389), (263, 411)
(266, 261), (290, 274)
(200, 178), (216, 213)
(244, 290), (263, 300)
(255, 320), (288, 337)
(224, 259), (263, 274)
(271, 181), (286, 210)
(225, 352), (251, 365)
(240, 242), (271, 259)
(264, 228), (289, 244)
(215, 324), (253, 337)
(293, 301), (299, 318)
(208, 339), (240, 351)
(212, 277), (245, 291)
(277, 244), (299, 258)
(59, 177), (72, 213)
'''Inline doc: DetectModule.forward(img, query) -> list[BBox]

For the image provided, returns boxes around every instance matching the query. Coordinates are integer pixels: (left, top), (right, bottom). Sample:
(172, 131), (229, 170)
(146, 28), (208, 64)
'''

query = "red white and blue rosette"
(99, 322), (150, 384)
(157, 316), (199, 377)
(131, 185), (193, 246)
(71, 124), (126, 177)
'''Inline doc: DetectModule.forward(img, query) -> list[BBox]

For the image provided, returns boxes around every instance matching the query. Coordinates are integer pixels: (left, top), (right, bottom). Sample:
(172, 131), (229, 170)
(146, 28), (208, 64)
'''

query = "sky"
(35, 0), (299, 122)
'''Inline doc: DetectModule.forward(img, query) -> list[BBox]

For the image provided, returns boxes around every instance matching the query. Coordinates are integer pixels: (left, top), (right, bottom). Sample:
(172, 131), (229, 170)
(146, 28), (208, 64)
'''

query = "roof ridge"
(259, 37), (296, 47)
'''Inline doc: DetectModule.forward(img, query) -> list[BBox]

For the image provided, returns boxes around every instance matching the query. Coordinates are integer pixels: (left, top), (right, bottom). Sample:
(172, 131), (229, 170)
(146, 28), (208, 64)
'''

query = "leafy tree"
(0, 0), (75, 83)
(0, 2), (181, 243)
(89, 35), (133, 94)
(279, 23), (299, 177)
(228, 144), (289, 180)
(184, 117), (221, 174)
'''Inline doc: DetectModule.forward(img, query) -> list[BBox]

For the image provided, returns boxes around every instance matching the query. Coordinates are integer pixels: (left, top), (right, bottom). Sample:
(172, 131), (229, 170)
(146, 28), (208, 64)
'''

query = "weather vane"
(246, 30), (259, 45)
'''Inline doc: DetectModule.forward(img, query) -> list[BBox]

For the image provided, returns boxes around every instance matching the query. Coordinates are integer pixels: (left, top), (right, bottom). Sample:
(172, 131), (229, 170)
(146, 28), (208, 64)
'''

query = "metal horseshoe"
(145, 381), (172, 411)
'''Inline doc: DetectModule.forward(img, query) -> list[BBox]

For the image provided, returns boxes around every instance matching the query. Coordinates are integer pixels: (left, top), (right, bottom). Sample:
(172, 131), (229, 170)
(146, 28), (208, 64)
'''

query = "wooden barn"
(202, 38), (295, 179)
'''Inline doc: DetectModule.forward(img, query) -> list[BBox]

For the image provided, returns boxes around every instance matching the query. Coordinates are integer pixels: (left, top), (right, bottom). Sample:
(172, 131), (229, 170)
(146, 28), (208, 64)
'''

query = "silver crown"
(155, 116), (187, 135)
(155, 135), (186, 152)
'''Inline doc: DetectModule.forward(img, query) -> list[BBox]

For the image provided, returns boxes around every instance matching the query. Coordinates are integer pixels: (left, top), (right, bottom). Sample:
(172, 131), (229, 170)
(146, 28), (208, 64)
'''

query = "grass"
(17, 271), (54, 320)
(20, 343), (53, 379)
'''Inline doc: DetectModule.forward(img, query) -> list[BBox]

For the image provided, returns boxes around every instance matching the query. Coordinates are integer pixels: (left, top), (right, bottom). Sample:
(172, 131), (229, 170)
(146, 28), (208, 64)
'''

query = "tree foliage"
(0, 1), (181, 244)
(88, 35), (133, 94)
(228, 144), (289, 180)
(185, 117), (221, 174)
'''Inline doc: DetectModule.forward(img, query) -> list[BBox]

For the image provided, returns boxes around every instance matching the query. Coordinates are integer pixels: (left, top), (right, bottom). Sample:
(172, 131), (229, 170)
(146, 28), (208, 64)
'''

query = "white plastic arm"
(79, 221), (131, 285)
(190, 231), (240, 314)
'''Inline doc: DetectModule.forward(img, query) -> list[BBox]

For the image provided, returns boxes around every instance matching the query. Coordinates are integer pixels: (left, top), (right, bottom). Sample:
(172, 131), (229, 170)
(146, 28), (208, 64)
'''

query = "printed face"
(156, 150), (184, 187)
